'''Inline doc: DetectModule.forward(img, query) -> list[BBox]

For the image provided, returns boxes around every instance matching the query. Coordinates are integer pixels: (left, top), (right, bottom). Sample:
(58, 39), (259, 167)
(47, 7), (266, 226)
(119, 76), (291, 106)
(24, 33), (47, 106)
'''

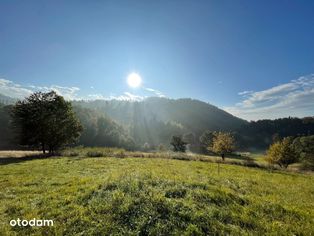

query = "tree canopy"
(266, 137), (299, 168)
(11, 91), (82, 153)
(208, 132), (235, 159)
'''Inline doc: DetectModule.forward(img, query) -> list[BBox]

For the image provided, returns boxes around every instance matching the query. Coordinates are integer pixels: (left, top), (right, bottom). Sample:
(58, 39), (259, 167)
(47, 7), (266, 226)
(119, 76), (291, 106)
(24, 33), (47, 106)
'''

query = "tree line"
(0, 91), (313, 167)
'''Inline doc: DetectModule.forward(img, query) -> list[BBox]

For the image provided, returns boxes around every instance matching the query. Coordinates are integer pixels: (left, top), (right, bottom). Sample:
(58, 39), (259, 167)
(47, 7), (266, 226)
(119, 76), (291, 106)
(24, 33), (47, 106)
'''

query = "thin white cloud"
(109, 92), (144, 101)
(0, 78), (80, 100)
(0, 78), (33, 99)
(238, 90), (254, 96)
(1, 78), (166, 102)
(87, 94), (106, 100)
(225, 74), (314, 120)
(48, 86), (80, 100)
(144, 87), (166, 97)
(28, 84), (80, 100)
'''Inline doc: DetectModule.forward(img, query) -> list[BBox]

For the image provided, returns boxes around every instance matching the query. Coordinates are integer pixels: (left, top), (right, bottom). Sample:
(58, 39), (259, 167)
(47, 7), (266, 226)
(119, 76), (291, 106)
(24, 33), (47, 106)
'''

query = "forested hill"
(1, 94), (313, 150)
(0, 95), (247, 149)
(73, 97), (248, 145)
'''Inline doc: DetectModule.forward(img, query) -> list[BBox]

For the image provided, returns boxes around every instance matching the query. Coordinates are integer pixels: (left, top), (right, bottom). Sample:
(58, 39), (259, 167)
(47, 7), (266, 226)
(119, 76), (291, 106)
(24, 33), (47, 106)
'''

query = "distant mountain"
(73, 97), (248, 146)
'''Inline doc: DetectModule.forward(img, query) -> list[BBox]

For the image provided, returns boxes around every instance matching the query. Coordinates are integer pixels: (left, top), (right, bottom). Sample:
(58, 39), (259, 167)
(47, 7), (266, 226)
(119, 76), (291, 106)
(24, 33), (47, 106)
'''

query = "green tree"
(292, 135), (314, 170)
(11, 91), (82, 154)
(209, 132), (235, 160)
(170, 136), (187, 152)
(266, 137), (299, 168)
(199, 130), (214, 153)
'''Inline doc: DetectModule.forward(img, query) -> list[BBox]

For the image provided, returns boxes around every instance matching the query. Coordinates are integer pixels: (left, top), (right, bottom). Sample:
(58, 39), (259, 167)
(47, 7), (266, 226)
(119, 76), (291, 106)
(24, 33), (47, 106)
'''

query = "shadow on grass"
(0, 153), (58, 165)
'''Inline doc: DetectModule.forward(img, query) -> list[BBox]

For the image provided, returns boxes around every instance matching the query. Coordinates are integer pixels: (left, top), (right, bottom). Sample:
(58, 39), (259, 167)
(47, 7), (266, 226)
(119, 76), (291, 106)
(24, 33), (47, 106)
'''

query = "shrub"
(170, 136), (187, 152)
(115, 150), (126, 158)
(86, 150), (104, 157)
(66, 151), (80, 157)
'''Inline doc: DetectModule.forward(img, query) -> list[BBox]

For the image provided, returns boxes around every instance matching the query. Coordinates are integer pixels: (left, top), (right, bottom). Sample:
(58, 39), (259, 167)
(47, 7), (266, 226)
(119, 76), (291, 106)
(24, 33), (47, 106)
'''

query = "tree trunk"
(42, 143), (46, 154)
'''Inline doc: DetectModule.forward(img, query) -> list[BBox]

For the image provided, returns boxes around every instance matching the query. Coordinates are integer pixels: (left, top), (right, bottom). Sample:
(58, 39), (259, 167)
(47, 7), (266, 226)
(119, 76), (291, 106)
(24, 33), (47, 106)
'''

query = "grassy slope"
(0, 156), (313, 235)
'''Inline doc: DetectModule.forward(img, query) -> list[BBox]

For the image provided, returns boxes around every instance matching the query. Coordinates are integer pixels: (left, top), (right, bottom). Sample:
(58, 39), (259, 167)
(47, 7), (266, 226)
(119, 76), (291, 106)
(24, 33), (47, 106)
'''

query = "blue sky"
(0, 0), (314, 120)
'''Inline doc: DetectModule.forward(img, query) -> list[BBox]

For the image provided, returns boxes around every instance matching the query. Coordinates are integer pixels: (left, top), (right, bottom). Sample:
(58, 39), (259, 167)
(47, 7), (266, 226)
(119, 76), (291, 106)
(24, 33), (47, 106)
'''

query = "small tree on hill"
(266, 137), (299, 168)
(170, 136), (187, 152)
(11, 91), (82, 154)
(209, 132), (235, 160)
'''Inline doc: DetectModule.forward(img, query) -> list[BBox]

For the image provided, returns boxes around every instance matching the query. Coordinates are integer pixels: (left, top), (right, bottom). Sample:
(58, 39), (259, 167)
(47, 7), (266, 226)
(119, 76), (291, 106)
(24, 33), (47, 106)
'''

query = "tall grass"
(61, 147), (126, 158)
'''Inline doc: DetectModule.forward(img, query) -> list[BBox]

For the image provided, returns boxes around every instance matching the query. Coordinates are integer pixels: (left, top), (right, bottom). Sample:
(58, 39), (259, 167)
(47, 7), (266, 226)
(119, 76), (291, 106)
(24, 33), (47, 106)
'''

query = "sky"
(0, 0), (314, 120)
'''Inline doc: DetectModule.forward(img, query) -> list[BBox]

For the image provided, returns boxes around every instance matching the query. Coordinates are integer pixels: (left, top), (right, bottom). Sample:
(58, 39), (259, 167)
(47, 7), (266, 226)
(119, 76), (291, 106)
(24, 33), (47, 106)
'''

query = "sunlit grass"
(0, 150), (41, 158)
(0, 152), (313, 235)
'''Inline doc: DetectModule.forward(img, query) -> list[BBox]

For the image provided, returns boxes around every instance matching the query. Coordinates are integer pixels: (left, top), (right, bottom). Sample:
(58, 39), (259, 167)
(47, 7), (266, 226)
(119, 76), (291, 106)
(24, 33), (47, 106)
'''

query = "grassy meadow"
(0, 149), (313, 235)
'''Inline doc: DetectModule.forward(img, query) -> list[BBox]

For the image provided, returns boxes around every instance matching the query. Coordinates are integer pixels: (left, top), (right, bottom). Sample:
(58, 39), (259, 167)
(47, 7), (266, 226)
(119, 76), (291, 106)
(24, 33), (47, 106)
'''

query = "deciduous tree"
(11, 91), (82, 154)
(266, 137), (299, 168)
(209, 132), (235, 160)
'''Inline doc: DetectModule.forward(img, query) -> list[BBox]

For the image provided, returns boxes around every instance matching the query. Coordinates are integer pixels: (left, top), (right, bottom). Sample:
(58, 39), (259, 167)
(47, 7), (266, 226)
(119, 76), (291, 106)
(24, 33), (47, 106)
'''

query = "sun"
(127, 73), (142, 88)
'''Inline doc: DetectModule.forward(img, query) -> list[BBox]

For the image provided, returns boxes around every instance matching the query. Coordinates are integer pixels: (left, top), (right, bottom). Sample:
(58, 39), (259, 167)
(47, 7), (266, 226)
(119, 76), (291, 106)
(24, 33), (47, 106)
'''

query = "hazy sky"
(0, 1), (314, 120)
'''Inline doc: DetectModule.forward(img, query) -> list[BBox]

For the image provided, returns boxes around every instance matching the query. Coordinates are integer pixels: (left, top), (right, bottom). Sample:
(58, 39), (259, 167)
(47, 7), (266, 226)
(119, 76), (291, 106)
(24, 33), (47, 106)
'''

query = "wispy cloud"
(0, 78), (33, 98)
(0, 78), (80, 100)
(50, 86), (80, 100)
(238, 90), (254, 96)
(28, 85), (80, 100)
(144, 87), (166, 97)
(88, 86), (166, 101)
(225, 74), (314, 120)
(86, 94), (106, 100)
(0, 78), (166, 102)
(109, 92), (144, 101)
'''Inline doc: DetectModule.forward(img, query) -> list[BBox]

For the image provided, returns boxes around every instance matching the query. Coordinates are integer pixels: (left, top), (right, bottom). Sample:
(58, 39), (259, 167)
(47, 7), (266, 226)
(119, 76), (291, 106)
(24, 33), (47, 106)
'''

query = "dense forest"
(1, 95), (314, 151)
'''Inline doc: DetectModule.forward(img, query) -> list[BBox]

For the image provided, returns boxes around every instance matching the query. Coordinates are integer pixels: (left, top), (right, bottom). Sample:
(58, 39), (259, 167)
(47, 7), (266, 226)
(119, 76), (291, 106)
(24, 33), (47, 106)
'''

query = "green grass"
(0, 153), (313, 235)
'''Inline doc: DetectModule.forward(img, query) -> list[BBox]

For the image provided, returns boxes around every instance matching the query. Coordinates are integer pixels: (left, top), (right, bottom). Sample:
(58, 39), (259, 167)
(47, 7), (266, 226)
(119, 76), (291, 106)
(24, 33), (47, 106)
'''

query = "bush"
(266, 137), (299, 168)
(61, 149), (80, 157)
(115, 150), (126, 158)
(170, 136), (187, 152)
(86, 151), (104, 157)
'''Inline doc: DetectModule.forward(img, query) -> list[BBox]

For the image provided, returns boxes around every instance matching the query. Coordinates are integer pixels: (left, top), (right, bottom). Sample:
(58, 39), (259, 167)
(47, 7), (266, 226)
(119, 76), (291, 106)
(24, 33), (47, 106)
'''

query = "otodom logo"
(10, 218), (54, 227)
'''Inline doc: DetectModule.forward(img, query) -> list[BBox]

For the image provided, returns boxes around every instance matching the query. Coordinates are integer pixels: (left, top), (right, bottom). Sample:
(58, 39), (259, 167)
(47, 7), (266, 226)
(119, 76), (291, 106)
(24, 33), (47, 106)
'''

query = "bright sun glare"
(127, 73), (142, 88)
